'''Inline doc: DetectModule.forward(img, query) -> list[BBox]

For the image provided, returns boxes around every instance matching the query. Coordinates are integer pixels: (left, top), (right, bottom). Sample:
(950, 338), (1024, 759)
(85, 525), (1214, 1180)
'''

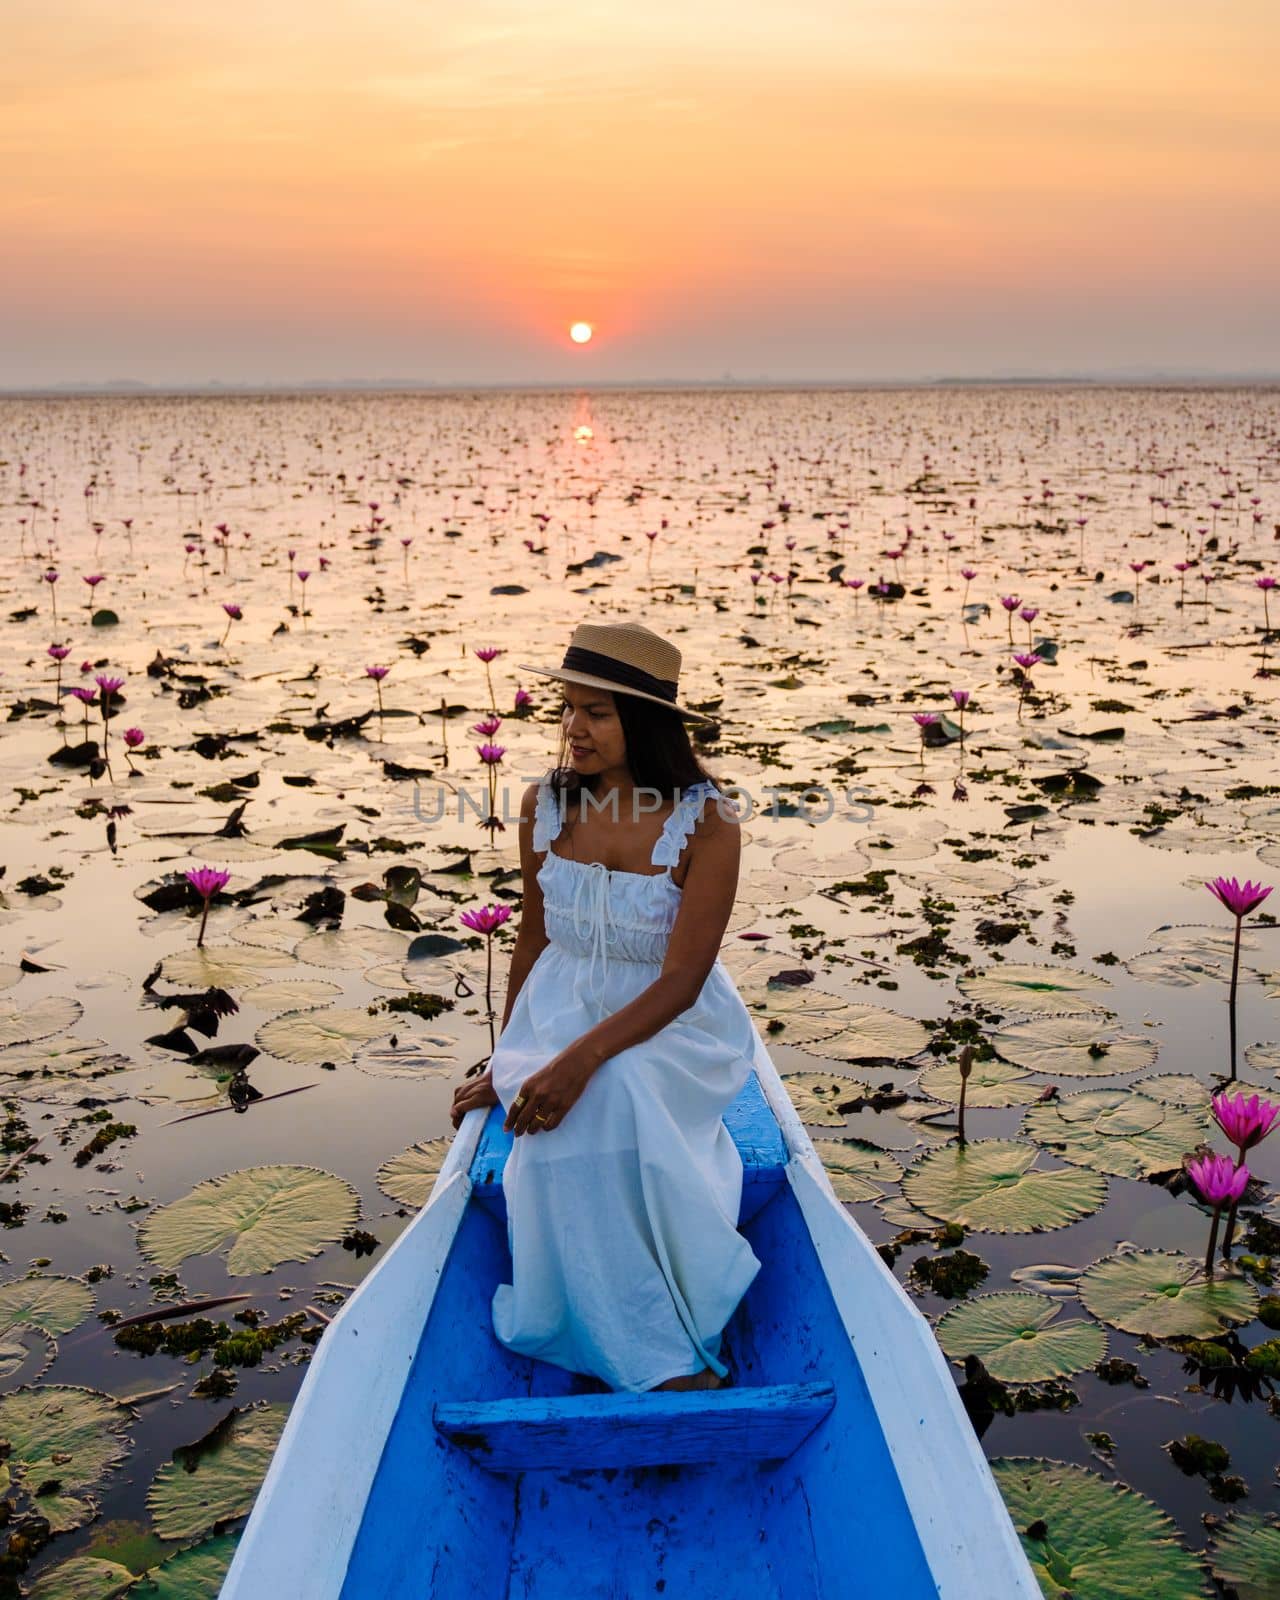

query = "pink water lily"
(1205, 876), (1273, 1080)
(123, 726), (145, 773)
(461, 904), (512, 1053)
(1212, 1090), (1280, 1153)
(1186, 1152), (1251, 1278)
(186, 865), (231, 947)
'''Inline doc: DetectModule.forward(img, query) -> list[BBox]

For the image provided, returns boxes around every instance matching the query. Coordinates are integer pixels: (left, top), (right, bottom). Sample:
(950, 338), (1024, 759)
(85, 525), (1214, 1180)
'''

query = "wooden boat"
(220, 1030), (1039, 1598)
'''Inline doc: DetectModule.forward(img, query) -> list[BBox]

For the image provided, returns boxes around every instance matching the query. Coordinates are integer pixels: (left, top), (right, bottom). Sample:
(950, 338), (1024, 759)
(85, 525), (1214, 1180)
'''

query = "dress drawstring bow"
(570, 859), (619, 994)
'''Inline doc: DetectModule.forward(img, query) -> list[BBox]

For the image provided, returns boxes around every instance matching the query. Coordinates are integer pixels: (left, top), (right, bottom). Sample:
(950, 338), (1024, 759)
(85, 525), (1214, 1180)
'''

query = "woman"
(449, 617), (764, 1394)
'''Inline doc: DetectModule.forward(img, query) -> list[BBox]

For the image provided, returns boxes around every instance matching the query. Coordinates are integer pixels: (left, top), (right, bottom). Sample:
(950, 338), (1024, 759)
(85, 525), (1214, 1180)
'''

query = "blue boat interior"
(339, 1071), (937, 1598)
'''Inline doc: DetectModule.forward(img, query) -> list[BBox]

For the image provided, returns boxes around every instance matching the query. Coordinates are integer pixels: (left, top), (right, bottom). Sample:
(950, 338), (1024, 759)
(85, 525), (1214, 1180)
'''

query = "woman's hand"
(504, 1045), (598, 1137)
(450, 1066), (499, 1130)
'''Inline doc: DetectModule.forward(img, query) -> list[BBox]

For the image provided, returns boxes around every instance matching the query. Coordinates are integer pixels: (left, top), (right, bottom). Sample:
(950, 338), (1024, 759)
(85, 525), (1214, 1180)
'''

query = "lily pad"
(255, 1007), (393, 1065)
(798, 1003), (931, 1063)
(291, 928), (409, 968)
(957, 963), (1112, 1017)
(780, 1071), (870, 1126)
(934, 1291), (1106, 1382)
(991, 1457), (1212, 1600)
(124, 1531), (242, 1598)
(137, 1164), (361, 1275)
(146, 1403), (288, 1541)
(739, 983), (850, 1048)
(160, 946), (296, 987)
(812, 1139), (903, 1202)
(1078, 1250), (1258, 1337)
(27, 1555), (135, 1598)
(376, 1138), (455, 1206)
(0, 1384), (133, 1534)
(0, 994), (83, 1049)
(918, 1057), (1043, 1107)
(1022, 1089), (1208, 1179)
(992, 1015), (1158, 1079)
(239, 978), (343, 1012)
(0, 1272), (94, 1338)
(1207, 1513), (1280, 1600)
(902, 1139), (1107, 1233)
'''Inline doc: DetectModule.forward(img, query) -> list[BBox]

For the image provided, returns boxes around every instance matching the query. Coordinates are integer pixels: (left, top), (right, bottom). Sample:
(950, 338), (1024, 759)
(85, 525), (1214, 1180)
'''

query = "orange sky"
(3, 0), (1278, 384)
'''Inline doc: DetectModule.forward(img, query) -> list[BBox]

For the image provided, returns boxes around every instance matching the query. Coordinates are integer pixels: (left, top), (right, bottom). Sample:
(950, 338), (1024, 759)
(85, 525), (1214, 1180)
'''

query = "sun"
(569, 322), (593, 344)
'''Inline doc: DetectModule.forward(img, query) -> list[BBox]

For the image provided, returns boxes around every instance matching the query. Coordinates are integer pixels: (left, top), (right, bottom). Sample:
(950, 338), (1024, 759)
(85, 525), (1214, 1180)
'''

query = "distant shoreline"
(3, 375), (1280, 398)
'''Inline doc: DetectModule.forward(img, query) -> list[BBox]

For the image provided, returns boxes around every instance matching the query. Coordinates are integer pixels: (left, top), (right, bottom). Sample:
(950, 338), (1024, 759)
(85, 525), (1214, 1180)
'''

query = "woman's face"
(561, 682), (627, 773)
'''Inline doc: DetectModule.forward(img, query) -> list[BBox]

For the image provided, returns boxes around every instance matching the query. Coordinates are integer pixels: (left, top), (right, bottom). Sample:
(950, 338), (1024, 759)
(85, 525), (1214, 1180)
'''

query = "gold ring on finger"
(534, 1111), (549, 1122)
(513, 1095), (526, 1108)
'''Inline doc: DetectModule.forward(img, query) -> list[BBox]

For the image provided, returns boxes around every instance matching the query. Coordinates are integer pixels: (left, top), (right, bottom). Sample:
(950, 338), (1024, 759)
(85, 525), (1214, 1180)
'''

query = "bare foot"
(650, 1367), (726, 1392)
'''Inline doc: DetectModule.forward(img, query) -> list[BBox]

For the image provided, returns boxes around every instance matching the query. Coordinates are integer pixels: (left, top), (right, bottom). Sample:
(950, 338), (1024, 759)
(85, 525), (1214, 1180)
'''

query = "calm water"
(1, 386), (1278, 1593)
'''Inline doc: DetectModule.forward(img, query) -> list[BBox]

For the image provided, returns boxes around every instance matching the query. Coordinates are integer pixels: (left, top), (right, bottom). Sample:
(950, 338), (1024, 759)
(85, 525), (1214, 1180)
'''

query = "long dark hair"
(546, 686), (722, 812)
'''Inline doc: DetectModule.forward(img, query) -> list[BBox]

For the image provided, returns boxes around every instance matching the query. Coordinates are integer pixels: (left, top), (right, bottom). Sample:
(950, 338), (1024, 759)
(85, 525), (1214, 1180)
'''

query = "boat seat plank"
(433, 1380), (834, 1472)
(468, 1068), (788, 1224)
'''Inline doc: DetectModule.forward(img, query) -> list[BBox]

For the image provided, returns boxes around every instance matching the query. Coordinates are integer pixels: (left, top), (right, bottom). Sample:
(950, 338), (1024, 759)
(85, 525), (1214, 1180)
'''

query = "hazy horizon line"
(5, 368), (1280, 398)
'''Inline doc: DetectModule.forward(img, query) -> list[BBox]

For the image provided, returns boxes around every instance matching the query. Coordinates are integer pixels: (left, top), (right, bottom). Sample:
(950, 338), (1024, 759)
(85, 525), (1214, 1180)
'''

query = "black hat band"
(561, 645), (679, 704)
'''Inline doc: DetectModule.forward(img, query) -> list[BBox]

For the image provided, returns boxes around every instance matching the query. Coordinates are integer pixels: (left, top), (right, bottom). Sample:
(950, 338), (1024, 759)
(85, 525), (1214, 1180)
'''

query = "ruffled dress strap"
(651, 779), (718, 870)
(532, 774), (563, 854)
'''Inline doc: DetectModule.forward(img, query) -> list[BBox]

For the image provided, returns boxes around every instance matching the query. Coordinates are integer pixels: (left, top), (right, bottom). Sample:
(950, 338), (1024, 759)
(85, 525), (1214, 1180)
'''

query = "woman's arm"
(568, 794), (741, 1072)
(499, 780), (550, 1030)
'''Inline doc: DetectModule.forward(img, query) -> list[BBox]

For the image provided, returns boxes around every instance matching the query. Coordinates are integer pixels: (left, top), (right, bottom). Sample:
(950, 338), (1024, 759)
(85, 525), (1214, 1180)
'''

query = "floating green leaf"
(0, 1385), (133, 1534)
(919, 1057), (1042, 1107)
(990, 1457), (1212, 1600)
(1078, 1250), (1258, 1338)
(255, 1007), (393, 1065)
(799, 1003), (931, 1063)
(0, 994), (83, 1049)
(739, 983), (850, 1048)
(957, 963), (1112, 1016)
(239, 979), (343, 1012)
(934, 1292), (1106, 1382)
(992, 1015), (1158, 1078)
(147, 1404), (288, 1541)
(376, 1138), (455, 1206)
(902, 1139), (1107, 1233)
(27, 1555), (135, 1599)
(124, 1531), (241, 1598)
(1022, 1089), (1208, 1179)
(0, 1273), (94, 1338)
(160, 946), (295, 987)
(812, 1139), (903, 1202)
(780, 1071), (869, 1126)
(137, 1164), (360, 1275)
(1207, 1513), (1280, 1600)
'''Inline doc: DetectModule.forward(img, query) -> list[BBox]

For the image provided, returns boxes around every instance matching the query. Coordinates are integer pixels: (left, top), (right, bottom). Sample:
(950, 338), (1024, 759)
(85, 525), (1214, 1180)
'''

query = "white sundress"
(488, 773), (766, 1394)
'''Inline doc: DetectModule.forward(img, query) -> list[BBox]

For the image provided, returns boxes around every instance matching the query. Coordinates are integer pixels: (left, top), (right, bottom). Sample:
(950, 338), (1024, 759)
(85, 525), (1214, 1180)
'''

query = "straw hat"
(517, 619), (718, 725)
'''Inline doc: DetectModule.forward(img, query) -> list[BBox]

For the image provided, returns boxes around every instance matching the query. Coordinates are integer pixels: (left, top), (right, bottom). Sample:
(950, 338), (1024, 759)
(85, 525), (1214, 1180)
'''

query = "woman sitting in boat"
(450, 617), (765, 1394)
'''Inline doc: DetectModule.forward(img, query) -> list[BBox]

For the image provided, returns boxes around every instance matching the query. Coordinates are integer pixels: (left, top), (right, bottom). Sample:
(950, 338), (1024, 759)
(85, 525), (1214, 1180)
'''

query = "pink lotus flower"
(471, 715), (502, 736)
(222, 602), (242, 620)
(186, 865), (231, 899)
(960, 568), (977, 581)
(913, 712), (941, 727)
(477, 743), (506, 764)
(1206, 876), (1272, 919)
(84, 573), (104, 588)
(365, 665), (390, 681)
(1186, 1152), (1249, 1207)
(47, 643), (70, 661)
(186, 865), (231, 947)
(474, 646), (503, 663)
(123, 727), (145, 748)
(951, 689), (970, 709)
(460, 905), (512, 935)
(1019, 607), (1039, 623)
(69, 686), (97, 705)
(513, 688), (532, 708)
(1000, 594), (1021, 611)
(1013, 652), (1042, 670)
(1211, 1090), (1279, 1153)
(95, 674), (125, 698)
